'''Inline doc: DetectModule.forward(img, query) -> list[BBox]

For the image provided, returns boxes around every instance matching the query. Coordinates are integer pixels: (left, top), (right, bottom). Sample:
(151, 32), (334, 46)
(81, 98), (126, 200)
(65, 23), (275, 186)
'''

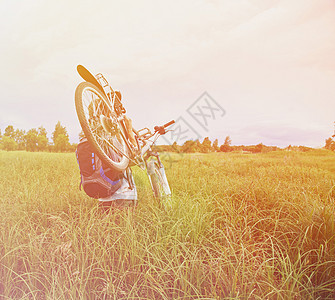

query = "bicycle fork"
(145, 151), (172, 196)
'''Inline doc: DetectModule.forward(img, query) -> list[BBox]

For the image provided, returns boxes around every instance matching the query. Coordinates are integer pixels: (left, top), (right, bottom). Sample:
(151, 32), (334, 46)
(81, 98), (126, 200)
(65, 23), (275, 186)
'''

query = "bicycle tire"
(75, 81), (129, 171)
(147, 160), (172, 207)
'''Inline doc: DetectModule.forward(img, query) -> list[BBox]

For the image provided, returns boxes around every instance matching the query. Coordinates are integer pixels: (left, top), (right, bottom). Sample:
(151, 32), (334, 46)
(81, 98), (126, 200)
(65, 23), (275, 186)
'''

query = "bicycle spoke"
(94, 134), (114, 160)
(90, 123), (103, 134)
(94, 133), (124, 159)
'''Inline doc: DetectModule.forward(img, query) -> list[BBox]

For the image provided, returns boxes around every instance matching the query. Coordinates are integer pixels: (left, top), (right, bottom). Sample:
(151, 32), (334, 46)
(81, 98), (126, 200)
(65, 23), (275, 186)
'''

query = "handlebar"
(163, 120), (175, 128)
(154, 120), (175, 134)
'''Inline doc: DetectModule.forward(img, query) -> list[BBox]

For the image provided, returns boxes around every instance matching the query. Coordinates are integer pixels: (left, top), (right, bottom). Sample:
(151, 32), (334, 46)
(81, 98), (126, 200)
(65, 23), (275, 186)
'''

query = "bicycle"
(74, 65), (175, 207)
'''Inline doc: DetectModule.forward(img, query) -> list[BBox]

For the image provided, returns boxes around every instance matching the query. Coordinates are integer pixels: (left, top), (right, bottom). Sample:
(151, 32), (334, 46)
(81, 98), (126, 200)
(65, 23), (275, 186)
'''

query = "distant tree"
(54, 134), (70, 152)
(224, 136), (231, 146)
(1, 135), (17, 151)
(38, 126), (48, 137)
(325, 138), (332, 149)
(171, 141), (179, 152)
(52, 122), (70, 152)
(220, 136), (232, 152)
(25, 129), (39, 152)
(325, 138), (335, 151)
(0, 129), (2, 140)
(52, 121), (69, 145)
(4, 125), (15, 139)
(14, 129), (26, 150)
(194, 140), (201, 152)
(37, 135), (48, 151)
(181, 140), (197, 153)
(255, 143), (264, 153)
(219, 144), (228, 152)
(36, 126), (49, 151)
(201, 137), (212, 153)
(213, 139), (219, 152)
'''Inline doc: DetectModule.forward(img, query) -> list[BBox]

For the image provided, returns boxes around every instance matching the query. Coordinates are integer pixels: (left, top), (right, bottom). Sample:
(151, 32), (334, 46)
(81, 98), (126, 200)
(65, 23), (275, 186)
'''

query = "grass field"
(0, 150), (334, 299)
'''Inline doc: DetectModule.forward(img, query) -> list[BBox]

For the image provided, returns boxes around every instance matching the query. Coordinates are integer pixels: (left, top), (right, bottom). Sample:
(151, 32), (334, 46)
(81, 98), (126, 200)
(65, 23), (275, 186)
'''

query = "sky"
(0, 0), (334, 148)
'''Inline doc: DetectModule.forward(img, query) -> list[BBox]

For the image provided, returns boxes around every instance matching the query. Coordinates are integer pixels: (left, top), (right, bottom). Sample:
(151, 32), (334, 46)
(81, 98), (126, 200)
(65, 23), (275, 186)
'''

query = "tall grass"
(0, 150), (334, 299)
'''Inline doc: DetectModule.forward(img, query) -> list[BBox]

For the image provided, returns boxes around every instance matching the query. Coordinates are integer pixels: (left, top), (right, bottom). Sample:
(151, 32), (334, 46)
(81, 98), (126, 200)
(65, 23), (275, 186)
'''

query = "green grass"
(0, 150), (334, 299)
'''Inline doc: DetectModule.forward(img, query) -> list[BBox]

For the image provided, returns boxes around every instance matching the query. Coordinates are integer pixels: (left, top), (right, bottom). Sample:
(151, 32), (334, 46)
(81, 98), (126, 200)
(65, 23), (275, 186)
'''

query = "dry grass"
(0, 149), (334, 299)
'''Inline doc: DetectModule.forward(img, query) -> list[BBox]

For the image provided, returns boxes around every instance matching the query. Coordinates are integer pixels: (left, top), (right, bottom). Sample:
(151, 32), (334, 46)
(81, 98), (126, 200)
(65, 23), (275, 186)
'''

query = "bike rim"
(80, 85), (128, 167)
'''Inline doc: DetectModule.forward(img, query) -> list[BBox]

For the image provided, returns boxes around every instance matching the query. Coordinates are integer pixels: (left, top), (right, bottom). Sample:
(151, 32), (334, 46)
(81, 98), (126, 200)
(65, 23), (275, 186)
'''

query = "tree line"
(1, 122), (334, 153)
(0, 122), (77, 152)
(152, 136), (283, 153)
(156, 123), (335, 154)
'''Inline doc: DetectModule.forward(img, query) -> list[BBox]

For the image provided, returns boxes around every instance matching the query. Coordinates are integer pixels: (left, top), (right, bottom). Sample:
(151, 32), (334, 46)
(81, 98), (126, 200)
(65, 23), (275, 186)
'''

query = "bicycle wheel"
(147, 160), (172, 207)
(75, 82), (129, 171)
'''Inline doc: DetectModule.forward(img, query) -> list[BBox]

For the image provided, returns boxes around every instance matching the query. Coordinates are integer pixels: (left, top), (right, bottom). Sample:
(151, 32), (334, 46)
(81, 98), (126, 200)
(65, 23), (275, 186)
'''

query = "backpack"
(76, 139), (123, 199)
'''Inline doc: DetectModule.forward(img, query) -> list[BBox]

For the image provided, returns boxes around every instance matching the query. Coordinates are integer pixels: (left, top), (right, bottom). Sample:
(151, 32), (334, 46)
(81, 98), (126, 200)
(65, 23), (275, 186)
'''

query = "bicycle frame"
(94, 76), (167, 167)
(119, 114), (165, 169)
(76, 65), (174, 202)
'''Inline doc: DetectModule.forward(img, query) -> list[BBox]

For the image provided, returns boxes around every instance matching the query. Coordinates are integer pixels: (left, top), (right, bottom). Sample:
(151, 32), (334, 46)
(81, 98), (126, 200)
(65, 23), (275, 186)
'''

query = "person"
(98, 113), (138, 212)
(99, 90), (138, 212)
(98, 171), (137, 212)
